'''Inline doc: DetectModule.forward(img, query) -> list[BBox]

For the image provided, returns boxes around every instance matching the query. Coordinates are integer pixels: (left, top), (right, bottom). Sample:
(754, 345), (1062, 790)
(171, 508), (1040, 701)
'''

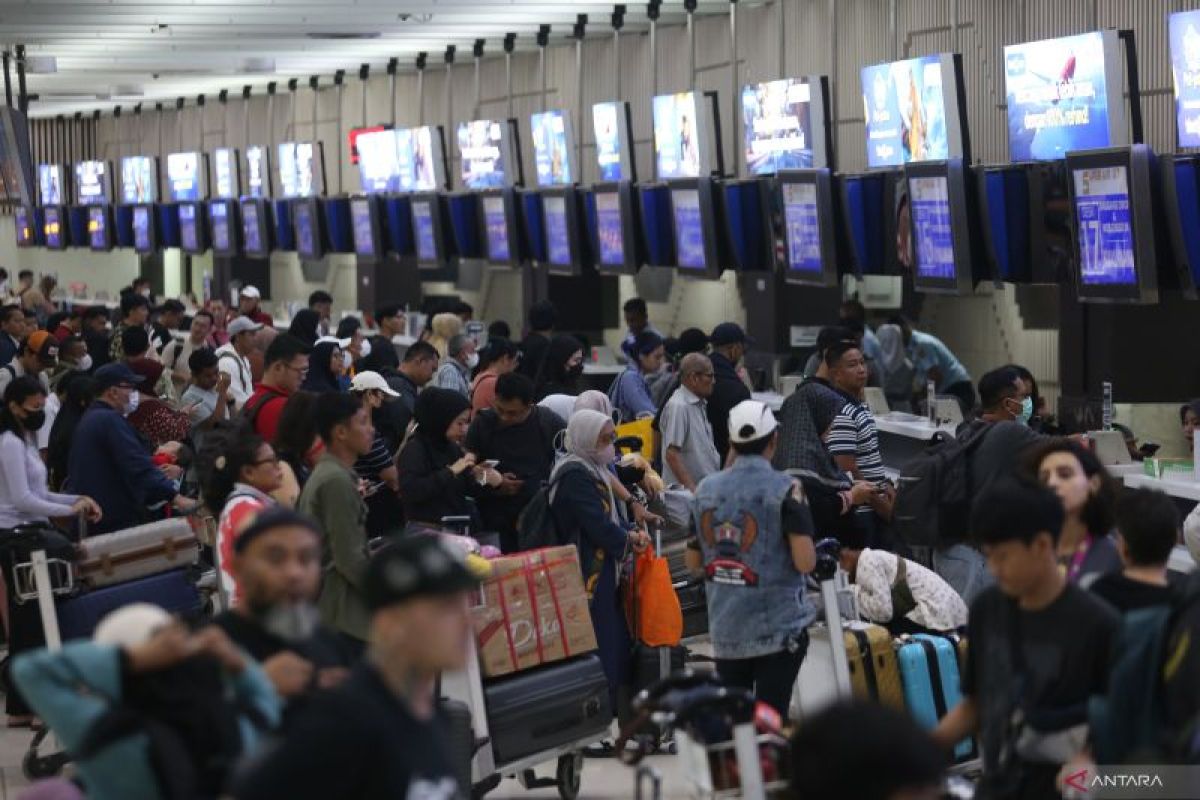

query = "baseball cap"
(315, 335), (353, 349)
(26, 330), (59, 363)
(728, 400), (778, 444)
(93, 362), (145, 391)
(233, 507), (322, 554)
(94, 603), (172, 647)
(240, 285), (261, 299)
(366, 536), (480, 611)
(227, 316), (264, 337)
(710, 322), (753, 348)
(350, 370), (400, 397)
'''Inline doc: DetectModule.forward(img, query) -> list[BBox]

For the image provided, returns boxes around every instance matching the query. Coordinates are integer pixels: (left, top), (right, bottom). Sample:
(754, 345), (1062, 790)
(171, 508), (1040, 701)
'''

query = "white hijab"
(550, 409), (619, 523)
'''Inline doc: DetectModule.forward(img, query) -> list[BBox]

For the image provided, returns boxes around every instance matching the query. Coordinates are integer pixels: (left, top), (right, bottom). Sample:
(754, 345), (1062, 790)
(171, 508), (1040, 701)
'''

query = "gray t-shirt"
(963, 419), (1045, 492)
(660, 386), (721, 487)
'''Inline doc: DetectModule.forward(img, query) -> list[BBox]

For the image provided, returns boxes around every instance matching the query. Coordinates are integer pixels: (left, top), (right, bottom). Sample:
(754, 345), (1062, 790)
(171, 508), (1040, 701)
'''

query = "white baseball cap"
(94, 603), (172, 647)
(240, 285), (261, 299)
(728, 400), (778, 444)
(315, 335), (353, 350)
(350, 370), (400, 397)
(227, 316), (264, 337)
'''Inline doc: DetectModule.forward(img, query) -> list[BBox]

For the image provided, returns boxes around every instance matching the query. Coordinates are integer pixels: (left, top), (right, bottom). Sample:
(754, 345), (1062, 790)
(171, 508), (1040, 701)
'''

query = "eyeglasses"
(283, 363), (309, 376)
(251, 456), (281, 467)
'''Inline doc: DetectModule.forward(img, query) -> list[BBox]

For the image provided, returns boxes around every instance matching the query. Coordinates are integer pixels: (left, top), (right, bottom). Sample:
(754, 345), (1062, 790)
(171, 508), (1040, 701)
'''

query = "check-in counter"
(874, 414), (956, 473)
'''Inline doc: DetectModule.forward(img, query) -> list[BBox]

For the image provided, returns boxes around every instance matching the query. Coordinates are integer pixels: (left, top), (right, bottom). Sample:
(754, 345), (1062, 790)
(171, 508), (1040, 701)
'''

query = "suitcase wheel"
(470, 773), (501, 799)
(555, 752), (583, 800)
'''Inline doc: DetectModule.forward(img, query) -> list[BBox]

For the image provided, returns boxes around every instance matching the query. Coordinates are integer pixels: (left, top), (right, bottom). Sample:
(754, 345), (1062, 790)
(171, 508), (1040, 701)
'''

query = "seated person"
(1089, 487), (1189, 613)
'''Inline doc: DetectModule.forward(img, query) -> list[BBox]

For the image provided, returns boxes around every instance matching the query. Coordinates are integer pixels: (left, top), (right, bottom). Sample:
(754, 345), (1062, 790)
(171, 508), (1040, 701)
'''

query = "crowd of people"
(0, 271), (1193, 800)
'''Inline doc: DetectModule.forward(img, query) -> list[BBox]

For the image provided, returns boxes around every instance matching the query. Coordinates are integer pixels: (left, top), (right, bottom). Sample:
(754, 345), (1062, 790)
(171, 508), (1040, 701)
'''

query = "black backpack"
(892, 422), (995, 548)
(515, 462), (587, 551)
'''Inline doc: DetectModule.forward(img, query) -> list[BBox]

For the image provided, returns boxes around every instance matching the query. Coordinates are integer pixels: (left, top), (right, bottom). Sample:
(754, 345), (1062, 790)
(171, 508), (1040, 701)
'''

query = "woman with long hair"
(470, 337), (520, 414)
(47, 371), (97, 491)
(535, 334), (585, 401)
(272, 391), (322, 506)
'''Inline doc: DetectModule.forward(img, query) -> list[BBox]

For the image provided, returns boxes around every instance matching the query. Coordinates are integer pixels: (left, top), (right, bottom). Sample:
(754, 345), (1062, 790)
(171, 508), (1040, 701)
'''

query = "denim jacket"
(693, 455), (816, 659)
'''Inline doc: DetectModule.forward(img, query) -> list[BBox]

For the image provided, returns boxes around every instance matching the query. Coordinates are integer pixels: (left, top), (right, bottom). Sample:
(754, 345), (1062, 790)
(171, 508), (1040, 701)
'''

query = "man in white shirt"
(161, 309), (215, 396)
(216, 316), (261, 411)
(659, 353), (721, 492)
(840, 541), (968, 633)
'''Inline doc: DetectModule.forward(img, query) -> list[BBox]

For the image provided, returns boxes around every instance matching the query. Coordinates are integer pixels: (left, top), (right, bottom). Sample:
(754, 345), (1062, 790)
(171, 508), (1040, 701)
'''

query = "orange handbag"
(626, 546), (683, 647)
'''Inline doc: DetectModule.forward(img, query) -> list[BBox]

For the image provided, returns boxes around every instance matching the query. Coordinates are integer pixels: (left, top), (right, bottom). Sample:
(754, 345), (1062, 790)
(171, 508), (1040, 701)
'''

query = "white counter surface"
(1121, 473), (1200, 502)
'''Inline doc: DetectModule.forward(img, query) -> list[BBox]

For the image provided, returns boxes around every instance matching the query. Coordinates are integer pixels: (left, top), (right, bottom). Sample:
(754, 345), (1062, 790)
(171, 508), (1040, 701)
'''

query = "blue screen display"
(242, 202), (263, 254)
(1171, 11), (1200, 148)
(277, 143), (320, 199)
(593, 102), (628, 182)
(75, 161), (109, 205)
(531, 111), (573, 187)
(458, 121), (508, 190)
(653, 93), (702, 179)
(133, 206), (152, 251)
(742, 79), (814, 175)
(483, 196), (509, 261)
(781, 182), (822, 273)
(356, 129), (402, 194)
(1073, 165), (1136, 286)
(413, 200), (437, 261)
(910, 175), (955, 280)
(1004, 32), (1111, 162)
(178, 203), (199, 251)
(43, 206), (63, 248)
(87, 207), (107, 249)
(861, 56), (949, 167)
(167, 153), (205, 202)
(211, 202), (231, 252)
(595, 190), (624, 265)
(672, 189), (705, 269)
(245, 147), (268, 198)
(544, 195), (571, 264)
(38, 164), (63, 206)
(350, 199), (377, 257)
(294, 202), (316, 257)
(120, 156), (157, 204)
(14, 207), (32, 247)
(213, 149), (238, 199)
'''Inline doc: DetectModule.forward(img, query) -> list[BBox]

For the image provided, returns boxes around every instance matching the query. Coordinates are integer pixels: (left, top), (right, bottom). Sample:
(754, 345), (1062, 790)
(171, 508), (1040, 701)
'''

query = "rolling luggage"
(844, 622), (905, 710)
(57, 568), (203, 641)
(483, 653), (610, 765)
(896, 633), (973, 761)
(77, 518), (199, 588)
(675, 579), (708, 640)
(440, 698), (477, 797)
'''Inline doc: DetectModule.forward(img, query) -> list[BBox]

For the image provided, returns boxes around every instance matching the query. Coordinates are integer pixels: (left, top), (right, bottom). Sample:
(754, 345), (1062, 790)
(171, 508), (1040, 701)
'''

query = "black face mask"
(567, 363), (584, 379)
(22, 410), (45, 432)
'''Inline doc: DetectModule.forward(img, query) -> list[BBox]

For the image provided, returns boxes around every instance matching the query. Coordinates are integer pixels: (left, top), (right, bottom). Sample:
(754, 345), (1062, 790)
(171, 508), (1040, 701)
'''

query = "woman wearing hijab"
(550, 410), (650, 721)
(396, 387), (500, 528)
(876, 323), (914, 412)
(574, 390), (614, 419)
(536, 334), (585, 401)
(609, 331), (666, 422)
(300, 340), (344, 395)
(287, 308), (322, 348)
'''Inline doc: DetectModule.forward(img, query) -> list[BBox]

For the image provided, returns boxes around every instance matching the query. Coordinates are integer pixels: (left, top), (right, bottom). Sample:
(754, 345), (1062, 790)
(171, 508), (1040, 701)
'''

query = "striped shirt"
(355, 433), (394, 482)
(827, 400), (887, 484)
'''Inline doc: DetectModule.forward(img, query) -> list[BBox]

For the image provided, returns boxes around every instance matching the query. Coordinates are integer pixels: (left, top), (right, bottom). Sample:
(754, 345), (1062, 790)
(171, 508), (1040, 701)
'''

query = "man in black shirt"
(706, 322), (752, 461)
(1089, 487), (1187, 613)
(933, 478), (1119, 800)
(211, 508), (354, 726)
(466, 372), (565, 552)
(234, 536), (481, 800)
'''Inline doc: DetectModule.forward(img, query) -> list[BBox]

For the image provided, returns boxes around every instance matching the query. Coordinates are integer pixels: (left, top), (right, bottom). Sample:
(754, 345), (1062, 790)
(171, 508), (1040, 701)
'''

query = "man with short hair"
(151, 298), (186, 353)
(374, 304), (406, 340)
(891, 315), (975, 416)
(243, 334), (311, 442)
(66, 363), (198, 533)
(309, 290), (333, 338)
(839, 298), (883, 380)
(298, 393), (375, 651)
(1090, 488), (1186, 612)
(660, 353), (722, 492)
(706, 322), (752, 460)
(217, 316), (263, 411)
(825, 340), (892, 532)
(374, 340), (437, 451)
(623, 297), (661, 339)
(960, 366), (1046, 492)
(109, 293), (151, 363)
(180, 348), (231, 449)
(237, 285), (274, 328)
(933, 478), (1119, 799)
(0, 331), (57, 395)
(161, 309), (215, 395)
(0, 305), (26, 366)
(467, 372), (566, 552)
(52, 308), (83, 343)
(81, 306), (112, 368)
(131, 276), (153, 301)
(432, 333), (476, 398)
(234, 536), (480, 800)
(212, 507), (354, 725)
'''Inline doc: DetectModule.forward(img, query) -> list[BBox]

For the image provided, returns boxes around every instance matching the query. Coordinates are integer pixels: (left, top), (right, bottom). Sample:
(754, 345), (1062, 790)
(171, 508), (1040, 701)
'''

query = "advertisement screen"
(14, 207), (32, 247)
(595, 190), (624, 265)
(294, 202), (316, 257)
(483, 195), (510, 261)
(120, 156), (157, 204)
(909, 175), (955, 280)
(531, 110), (573, 187)
(349, 125), (387, 165)
(87, 206), (107, 249)
(457, 120), (508, 189)
(653, 93), (702, 179)
(43, 206), (63, 248)
(544, 195), (571, 264)
(593, 102), (628, 182)
(38, 164), (63, 206)
(742, 79), (814, 175)
(167, 152), (205, 202)
(277, 142), (321, 198)
(1171, 11), (1200, 147)
(781, 182), (822, 273)
(356, 128), (402, 194)
(1072, 165), (1135, 286)
(246, 146), (269, 198)
(412, 199), (437, 261)
(350, 198), (377, 257)
(407, 126), (442, 192)
(861, 56), (950, 167)
(672, 189), (705, 269)
(242, 202), (264, 255)
(213, 148), (238, 199)
(211, 202), (231, 252)
(178, 203), (200, 251)
(132, 205), (153, 251)
(75, 161), (109, 205)
(1004, 32), (1111, 162)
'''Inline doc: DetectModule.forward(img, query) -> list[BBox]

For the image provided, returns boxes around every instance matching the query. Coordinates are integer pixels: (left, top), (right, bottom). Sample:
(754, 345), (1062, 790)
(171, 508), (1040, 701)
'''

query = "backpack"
(515, 462), (587, 551)
(892, 422), (994, 548)
(240, 386), (286, 431)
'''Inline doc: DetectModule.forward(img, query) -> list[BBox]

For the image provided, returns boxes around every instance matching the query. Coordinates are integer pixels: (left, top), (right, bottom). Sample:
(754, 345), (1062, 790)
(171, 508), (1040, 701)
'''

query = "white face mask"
(139, 288), (151, 299)
(124, 389), (140, 416)
(593, 443), (616, 466)
(77, 354), (93, 372)
(465, 352), (480, 370)
(358, 338), (372, 359)
(342, 352), (352, 370)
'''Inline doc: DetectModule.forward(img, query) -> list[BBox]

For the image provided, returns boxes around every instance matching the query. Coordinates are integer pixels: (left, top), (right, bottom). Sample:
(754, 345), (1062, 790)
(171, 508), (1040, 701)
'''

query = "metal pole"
(445, 46), (456, 168)
(574, 16), (587, 177)
(3, 51), (11, 108)
(686, 0), (696, 91)
(219, 90), (228, 147)
(416, 52), (427, 126)
(156, 103), (163, 164)
(309, 76), (319, 145)
(648, 2), (660, 100)
(951, 0), (960, 53)
(504, 33), (516, 119)
(334, 70), (344, 193)
(16, 45), (28, 115)
(537, 25), (550, 112)
(828, 0), (838, 136)
(778, 0), (785, 78)
(730, 0), (738, 176)
(176, 97), (184, 152)
(359, 64), (369, 128)
(114, 107), (122, 159)
(387, 58), (398, 127)
(473, 40), (484, 120)
(196, 94), (206, 151)
(612, 6), (625, 102)
(242, 86), (251, 150)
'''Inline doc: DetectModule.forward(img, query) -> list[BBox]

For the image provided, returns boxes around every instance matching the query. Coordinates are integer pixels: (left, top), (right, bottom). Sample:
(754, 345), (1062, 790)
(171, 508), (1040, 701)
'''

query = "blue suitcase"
(57, 568), (203, 641)
(896, 634), (973, 761)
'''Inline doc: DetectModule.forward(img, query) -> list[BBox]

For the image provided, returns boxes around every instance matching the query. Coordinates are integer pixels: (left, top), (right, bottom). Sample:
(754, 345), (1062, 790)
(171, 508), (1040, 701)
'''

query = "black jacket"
(706, 352), (751, 459)
(395, 432), (480, 527)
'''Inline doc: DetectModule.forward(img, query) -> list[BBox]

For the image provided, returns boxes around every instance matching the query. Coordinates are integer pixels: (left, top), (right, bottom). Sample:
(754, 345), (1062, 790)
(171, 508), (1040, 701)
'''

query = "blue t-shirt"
(908, 330), (970, 392)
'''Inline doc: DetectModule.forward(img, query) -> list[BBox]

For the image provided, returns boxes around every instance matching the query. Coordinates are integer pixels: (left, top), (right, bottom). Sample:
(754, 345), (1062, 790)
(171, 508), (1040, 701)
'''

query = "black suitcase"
(631, 643), (686, 697)
(440, 698), (476, 797)
(676, 578), (709, 639)
(484, 653), (610, 765)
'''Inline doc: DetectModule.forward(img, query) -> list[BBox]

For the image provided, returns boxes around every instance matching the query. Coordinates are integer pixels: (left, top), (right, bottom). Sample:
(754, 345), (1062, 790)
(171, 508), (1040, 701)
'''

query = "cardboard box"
(472, 545), (598, 678)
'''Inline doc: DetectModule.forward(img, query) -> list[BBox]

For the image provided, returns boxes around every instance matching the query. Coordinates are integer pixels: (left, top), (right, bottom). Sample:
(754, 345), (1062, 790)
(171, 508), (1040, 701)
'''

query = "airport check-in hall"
(0, 1), (1199, 799)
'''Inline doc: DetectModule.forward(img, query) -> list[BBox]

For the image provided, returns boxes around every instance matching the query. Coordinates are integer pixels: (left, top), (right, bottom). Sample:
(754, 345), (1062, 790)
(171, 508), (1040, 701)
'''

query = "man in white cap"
(685, 399), (818, 721)
(349, 371), (403, 537)
(217, 316), (263, 410)
(238, 285), (274, 328)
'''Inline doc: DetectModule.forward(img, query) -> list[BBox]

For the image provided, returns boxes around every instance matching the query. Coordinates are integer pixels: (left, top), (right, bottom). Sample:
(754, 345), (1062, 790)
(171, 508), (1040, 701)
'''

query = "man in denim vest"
(688, 400), (818, 719)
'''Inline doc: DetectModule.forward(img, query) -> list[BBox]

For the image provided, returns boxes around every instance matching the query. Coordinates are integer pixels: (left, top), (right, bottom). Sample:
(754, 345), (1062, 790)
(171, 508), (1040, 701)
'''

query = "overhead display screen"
(87, 206), (108, 249)
(356, 128), (402, 194)
(653, 92), (703, 179)
(245, 146), (269, 198)
(672, 189), (705, 269)
(277, 142), (323, 199)
(543, 195), (571, 264)
(1171, 10), (1200, 148)
(74, 160), (111, 205)
(43, 206), (64, 248)
(402, 126), (444, 192)
(457, 120), (509, 190)
(531, 110), (574, 187)
(593, 102), (633, 182)
(742, 79), (814, 174)
(167, 152), (207, 202)
(1004, 32), (1115, 161)
(213, 148), (239, 199)
(38, 164), (64, 206)
(14, 207), (33, 247)
(781, 182), (822, 273)
(210, 201), (233, 252)
(132, 205), (154, 252)
(482, 195), (510, 261)
(1072, 165), (1135, 286)
(178, 202), (201, 251)
(350, 198), (377, 257)
(412, 198), (437, 262)
(242, 201), (265, 255)
(861, 56), (951, 167)
(594, 190), (625, 265)
(120, 156), (157, 204)
(909, 175), (955, 280)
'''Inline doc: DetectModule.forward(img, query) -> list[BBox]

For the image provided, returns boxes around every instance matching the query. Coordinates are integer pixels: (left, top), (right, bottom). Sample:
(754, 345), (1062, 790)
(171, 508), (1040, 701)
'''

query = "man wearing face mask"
(213, 507), (355, 727)
(431, 333), (476, 398)
(66, 363), (198, 534)
(957, 366), (1048, 498)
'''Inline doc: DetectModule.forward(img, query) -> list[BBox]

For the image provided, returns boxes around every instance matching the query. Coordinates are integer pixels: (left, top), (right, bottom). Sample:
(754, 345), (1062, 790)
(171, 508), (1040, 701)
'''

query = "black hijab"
(287, 309), (321, 347)
(300, 341), (341, 394)
(537, 334), (584, 398)
(413, 387), (471, 447)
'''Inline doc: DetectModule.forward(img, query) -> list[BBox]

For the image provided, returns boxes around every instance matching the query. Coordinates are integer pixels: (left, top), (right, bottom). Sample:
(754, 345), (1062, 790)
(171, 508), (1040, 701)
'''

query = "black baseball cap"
(157, 299), (186, 314)
(93, 362), (146, 391)
(710, 322), (753, 348)
(233, 507), (322, 554)
(366, 536), (481, 611)
(665, 327), (709, 357)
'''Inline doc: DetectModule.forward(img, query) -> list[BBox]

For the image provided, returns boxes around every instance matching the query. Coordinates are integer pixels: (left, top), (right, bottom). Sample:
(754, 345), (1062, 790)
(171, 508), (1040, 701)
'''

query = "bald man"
(659, 353), (721, 492)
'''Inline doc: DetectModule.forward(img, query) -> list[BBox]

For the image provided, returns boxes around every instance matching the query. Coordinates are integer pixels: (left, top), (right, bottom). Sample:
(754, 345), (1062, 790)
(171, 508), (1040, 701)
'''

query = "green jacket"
(299, 453), (371, 641)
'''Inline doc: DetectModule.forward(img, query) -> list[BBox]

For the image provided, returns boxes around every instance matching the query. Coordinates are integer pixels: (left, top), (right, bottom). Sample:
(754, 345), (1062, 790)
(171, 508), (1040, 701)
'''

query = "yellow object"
(616, 417), (659, 464)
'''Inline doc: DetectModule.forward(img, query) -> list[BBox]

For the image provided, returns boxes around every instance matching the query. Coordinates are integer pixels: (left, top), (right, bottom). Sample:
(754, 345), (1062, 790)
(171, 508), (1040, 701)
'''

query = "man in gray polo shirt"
(660, 353), (721, 491)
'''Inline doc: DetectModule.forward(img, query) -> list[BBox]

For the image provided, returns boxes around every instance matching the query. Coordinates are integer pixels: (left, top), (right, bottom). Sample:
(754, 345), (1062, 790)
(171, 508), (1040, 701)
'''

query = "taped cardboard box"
(472, 545), (598, 678)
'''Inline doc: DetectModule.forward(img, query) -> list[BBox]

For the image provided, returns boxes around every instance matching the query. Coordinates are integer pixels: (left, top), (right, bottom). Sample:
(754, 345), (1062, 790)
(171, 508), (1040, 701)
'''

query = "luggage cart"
(18, 549), (74, 780)
(440, 635), (607, 800)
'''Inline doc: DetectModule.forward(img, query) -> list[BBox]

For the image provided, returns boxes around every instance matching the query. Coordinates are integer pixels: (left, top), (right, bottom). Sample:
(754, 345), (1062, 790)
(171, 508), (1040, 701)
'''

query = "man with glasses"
(161, 309), (215, 396)
(660, 353), (722, 493)
(66, 363), (198, 534)
(244, 334), (312, 442)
